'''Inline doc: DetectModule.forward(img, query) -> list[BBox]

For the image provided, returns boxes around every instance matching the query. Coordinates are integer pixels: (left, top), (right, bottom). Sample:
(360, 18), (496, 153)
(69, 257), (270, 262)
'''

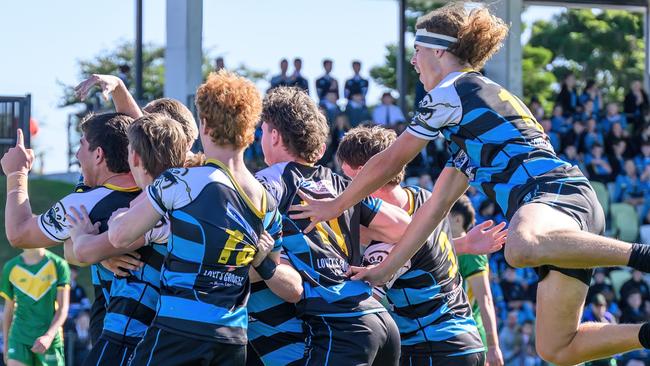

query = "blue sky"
(0, 1), (561, 174)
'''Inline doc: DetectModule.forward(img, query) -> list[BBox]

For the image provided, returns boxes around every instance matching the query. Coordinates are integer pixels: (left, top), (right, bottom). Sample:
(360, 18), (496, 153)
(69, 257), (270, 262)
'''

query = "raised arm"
(2, 129), (58, 248)
(290, 132), (427, 232)
(75, 74), (143, 118)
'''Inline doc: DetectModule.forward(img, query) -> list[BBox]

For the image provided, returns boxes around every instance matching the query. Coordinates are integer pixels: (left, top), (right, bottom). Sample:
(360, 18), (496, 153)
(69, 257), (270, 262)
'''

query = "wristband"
(254, 257), (277, 280)
(6, 171), (27, 178)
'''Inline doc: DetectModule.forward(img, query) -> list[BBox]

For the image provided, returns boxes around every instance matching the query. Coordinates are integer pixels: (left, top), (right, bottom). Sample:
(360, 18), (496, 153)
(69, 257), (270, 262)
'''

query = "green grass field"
(0, 176), (94, 295)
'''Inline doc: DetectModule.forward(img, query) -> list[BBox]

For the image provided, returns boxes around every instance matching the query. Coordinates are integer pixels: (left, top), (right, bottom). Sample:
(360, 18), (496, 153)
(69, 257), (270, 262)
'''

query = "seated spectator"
(580, 79), (602, 117)
(614, 160), (645, 206)
(620, 290), (649, 324)
(583, 118), (604, 152)
(581, 294), (617, 366)
(528, 96), (545, 122)
(516, 321), (540, 366)
(214, 56), (225, 72)
(620, 270), (650, 304)
(577, 99), (598, 123)
(321, 113), (351, 170)
(476, 199), (506, 226)
(632, 123), (650, 156)
(71, 311), (92, 366)
(634, 141), (650, 173)
(344, 60), (369, 103)
(499, 310), (521, 364)
(320, 91), (341, 124)
(585, 143), (612, 183)
(608, 138), (628, 178)
(559, 144), (582, 169)
(604, 122), (630, 156)
(561, 119), (586, 153)
(269, 58), (290, 90)
(372, 92), (405, 127)
(315, 59), (339, 102)
(624, 80), (650, 133)
(289, 58), (309, 94)
(345, 92), (371, 127)
(541, 118), (561, 152)
(587, 269), (618, 307)
(501, 267), (529, 310)
(551, 104), (571, 134)
(601, 102), (628, 133)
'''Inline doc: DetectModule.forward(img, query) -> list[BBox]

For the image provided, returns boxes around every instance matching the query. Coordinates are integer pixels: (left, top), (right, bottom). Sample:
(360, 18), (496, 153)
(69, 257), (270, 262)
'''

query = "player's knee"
(505, 229), (539, 268)
(536, 343), (575, 366)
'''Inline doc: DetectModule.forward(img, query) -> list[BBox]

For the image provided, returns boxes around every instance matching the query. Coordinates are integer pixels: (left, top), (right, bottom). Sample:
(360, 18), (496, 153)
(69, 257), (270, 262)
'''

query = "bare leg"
(535, 271), (641, 365)
(506, 203), (632, 269)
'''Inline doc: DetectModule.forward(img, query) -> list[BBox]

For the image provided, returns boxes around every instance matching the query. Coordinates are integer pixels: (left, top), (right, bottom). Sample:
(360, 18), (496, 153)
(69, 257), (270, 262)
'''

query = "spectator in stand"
(620, 270), (650, 304)
(580, 79), (602, 117)
(551, 105), (571, 134)
(609, 138), (629, 178)
(620, 290), (649, 324)
(559, 144), (582, 168)
(499, 310), (521, 365)
(516, 321), (540, 366)
(345, 92), (371, 127)
(476, 199), (506, 226)
(320, 91), (341, 124)
(321, 113), (351, 170)
(269, 58), (290, 90)
(624, 80), (650, 133)
(528, 96), (545, 122)
(541, 118), (561, 153)
(613, 160), (645, 206)
(635, 141), (650, 174)
(117, 64), (131, 90)
(581, 294), (617, 366)
(289, 58), (309, 94)
(372, 92), (405, 128)
(71, 311), (92, 366)
(585, 143), (612, 183)
(500, 267), (528, 310)
(315, 59), (339, 102)
(344, 60), (369, 103)
(66, 266), (90, 324)
(587, 270), (619, 311)
(583, 118), (604, 152)
(605, 122), (630, 156)
(214, 57), (225, 72)
(578, 99), (598, 123)
(556, 72), (580, 117)
(561, 119), (586, 153)
(601, 102), (627, 133)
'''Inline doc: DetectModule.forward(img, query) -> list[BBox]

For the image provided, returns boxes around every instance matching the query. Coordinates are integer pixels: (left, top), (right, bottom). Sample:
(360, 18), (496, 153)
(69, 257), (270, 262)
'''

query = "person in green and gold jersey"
(451, 195), (504, 366)
(0, 249), (70, 366)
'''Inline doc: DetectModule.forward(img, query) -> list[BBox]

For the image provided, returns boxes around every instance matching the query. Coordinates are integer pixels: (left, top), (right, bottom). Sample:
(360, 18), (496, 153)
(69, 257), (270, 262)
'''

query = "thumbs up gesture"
(1, 129), (35, 175)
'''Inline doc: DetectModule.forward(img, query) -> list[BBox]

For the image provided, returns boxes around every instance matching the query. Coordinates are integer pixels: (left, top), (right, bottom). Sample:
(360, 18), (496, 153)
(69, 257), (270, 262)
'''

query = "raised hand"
(462, 220), (507, 255)
(1, 129), (34, 175)
(74, 74), (122, 101)
(288, 190), (342, 233)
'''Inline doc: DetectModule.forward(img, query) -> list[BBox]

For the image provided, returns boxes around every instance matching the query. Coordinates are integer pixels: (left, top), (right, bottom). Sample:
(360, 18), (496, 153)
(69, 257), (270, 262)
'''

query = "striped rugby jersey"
(408, 70), (576, 219)
(146, 159), (282, 344)
(378, 186), (483, 356)
(255, 162), (384, 318)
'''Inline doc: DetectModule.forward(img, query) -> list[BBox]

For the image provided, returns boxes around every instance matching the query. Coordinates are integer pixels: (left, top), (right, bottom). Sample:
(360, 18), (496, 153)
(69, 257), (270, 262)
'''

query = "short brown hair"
(127, 114), (188, 178)
(80, 112), (134, 174)
(195, 70), (262, 149)
(143, 98), (198, 147)
(450, 194), (475, 232)
(336, 126), (404, 186)
(416, 2), (509, 70)
(262, 87), (329, 163)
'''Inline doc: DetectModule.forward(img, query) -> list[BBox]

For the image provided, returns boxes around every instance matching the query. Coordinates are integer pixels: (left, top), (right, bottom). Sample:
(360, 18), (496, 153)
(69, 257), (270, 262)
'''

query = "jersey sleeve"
(37, 193), (79, 242)
(263, 208), (283, 252)
(407, 87), (462, 141)
(147, 169), (192, 215)
(359, 196), (383, 227)
(0, 262), (14, 301)
(458, 254), (488, 279)
(255, 164), (287, 206)
(55, 256), (71, 288)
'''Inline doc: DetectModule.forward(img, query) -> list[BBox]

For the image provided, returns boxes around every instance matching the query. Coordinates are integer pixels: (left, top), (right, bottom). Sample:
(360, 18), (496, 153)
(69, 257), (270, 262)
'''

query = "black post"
(135, 0), (144, 102)
(397, 0), (407, 115)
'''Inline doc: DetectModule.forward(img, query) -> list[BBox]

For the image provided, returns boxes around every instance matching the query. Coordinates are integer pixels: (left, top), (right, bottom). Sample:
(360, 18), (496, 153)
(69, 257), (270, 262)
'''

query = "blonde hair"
(143, 98), (198, 147)
(195, 70), (262, 149)
(416, 2), (509, 70)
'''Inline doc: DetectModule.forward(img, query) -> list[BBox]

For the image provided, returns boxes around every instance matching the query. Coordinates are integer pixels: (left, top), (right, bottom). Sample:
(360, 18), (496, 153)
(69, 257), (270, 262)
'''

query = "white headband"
(414, 29), (458, 50)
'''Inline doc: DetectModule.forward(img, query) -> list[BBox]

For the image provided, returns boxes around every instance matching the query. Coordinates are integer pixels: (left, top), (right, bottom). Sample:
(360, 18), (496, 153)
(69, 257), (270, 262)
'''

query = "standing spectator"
(320, 91), (341, 124)
(345, 92), (371, 127)
(1, 249), (70, 366)
(620, 270), (650, 304)
(624, 80), (650, 133)
(580, 79), (602, 117)
(214, 56), (225, 72)
(620, 290), (649, 324)
(344, 60), (369, 103)
(269, 58), (290, 90)
(585, 143), (612, 183)
(315, 59), (339, 101)
(582, 294), (617, 366)
(289, 57), (309, 93)
(321, 113), (351, 170)
(117, 64), (131, 90)
(71, 311), (92, 366)
(556, 72), (580, 117)
(372, 92), (405, 127)
(601, 102), (627, 133)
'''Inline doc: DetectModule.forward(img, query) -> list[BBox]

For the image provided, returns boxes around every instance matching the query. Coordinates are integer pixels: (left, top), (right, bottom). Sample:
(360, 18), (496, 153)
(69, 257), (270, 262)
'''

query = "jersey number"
(218, 228), (256, 266)
(498, 89), (544, 132)
(315, 220), (348, 256)
(439, 231), (458, 279)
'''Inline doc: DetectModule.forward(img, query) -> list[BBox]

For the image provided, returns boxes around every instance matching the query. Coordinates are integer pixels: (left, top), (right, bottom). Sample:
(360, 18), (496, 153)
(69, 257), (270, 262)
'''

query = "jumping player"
(290, 3), (650, 364)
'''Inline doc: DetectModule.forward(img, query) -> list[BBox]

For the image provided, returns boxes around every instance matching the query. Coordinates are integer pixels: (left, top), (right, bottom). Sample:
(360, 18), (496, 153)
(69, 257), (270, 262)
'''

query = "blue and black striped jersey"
(256, 162), (385, 318)
(381, 186), (484, 356)
(408, 70), (574, 219)
(38, 184), (141, 337)
(102, 220), (169, 346)
(146, 159), (282, 345)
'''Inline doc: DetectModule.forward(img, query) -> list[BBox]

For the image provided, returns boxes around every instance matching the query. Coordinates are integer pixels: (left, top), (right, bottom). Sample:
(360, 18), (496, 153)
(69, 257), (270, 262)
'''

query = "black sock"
(628, 243), (650, 273)
(639, 322), (650, 349)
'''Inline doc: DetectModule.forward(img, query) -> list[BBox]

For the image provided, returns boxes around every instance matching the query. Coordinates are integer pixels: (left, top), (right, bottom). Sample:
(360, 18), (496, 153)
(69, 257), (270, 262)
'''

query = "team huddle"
(5, 2), (650, 366)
